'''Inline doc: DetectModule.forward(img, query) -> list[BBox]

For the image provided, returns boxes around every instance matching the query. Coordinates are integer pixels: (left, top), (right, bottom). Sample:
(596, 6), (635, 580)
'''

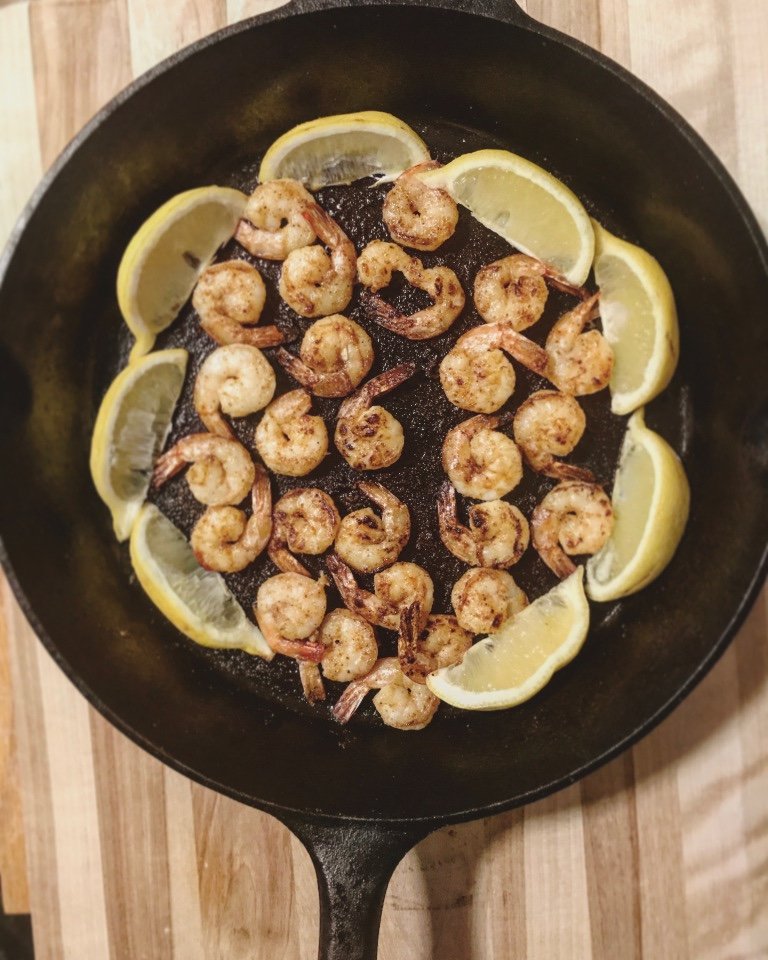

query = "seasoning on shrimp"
(439, 321), (548, 413)
(326, 554), (434, 631)
(382, 162), (458, 251)
(268, 488), (341, 576)
(451, 568), (528, 635)
(234, 179), (316, 260)
(473, 253), (587, 330)
(153, 433), (255, 506)
(276, 315), (373, 398)
(513, 389), (594, 481)
(357, 240), (464, 340)
(191, 464), (272, 573)
(397, 601), (472, 684)
(545, 293), (613, 395)
(334, 363), (416, 471)
(531, 480), (613, 578)
(279, 203), (356, 318)
(193, 344), (276, 438)
(442, 414), (523, 501)
(334, 482), (411, 573)
(331, 657), (440, 730)
(254, 571), (326, 661)
(193, 260), (284, 347)
(437, 482), (529, 568)
(254, 389), (328, 477)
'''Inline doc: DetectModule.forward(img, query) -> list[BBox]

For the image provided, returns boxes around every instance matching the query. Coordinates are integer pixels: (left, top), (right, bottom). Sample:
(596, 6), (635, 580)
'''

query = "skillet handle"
(285, 0), (532, 27)
(280, 814), (432, 960)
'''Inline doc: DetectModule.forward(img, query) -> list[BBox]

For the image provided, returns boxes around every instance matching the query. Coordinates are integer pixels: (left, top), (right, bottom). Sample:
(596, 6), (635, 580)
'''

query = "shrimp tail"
(301, 203), (342, 244)
(544, 460), (596, 483)
(325, 552), (357, 603)
(360, 289), (411, 335)
(152, 449), (184, 489)
(299, 660), (326, 703)
(503, 327), (550, 375)
(267, 542), (313, 577)
(331, 679), (371, 724)
(398, 601), (429, 684)
(275, 346), (352, 396)
(338, 362), (417, 418)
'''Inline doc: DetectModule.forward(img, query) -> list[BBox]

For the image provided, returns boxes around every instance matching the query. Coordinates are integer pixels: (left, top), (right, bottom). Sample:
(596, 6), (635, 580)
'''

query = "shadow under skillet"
(126, 122), (626, 726)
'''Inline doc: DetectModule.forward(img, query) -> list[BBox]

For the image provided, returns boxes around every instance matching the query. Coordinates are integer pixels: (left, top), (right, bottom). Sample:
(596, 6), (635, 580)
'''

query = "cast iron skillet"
(1, 1), (767, 956)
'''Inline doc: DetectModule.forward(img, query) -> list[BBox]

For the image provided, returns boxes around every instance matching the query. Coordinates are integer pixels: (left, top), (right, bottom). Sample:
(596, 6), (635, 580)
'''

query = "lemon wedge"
(90, 349), (188, 542)
(592, 220), (679, 415)
(586, 410), (689, 601)
(258, 111), (430, 189)
(117, 186), (247, 360)
(426, 569), (589, 711)
(130, 504), (273, 659)
(418, 149), (594, 286)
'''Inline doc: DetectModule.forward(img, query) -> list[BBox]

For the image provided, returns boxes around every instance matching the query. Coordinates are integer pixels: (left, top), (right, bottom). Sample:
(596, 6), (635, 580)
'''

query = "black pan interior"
(1, 4), (766, 822)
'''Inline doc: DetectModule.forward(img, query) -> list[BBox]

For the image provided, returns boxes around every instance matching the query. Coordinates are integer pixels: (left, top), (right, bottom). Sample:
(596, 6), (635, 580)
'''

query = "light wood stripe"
(163, 771), (206, 960)
(127, 0), (226, 77)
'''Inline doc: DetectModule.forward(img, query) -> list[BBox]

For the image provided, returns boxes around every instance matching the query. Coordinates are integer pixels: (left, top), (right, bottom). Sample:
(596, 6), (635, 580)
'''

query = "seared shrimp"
(194, 344), (276, 438)
(326, 554), (434, 631)
(531, 480), (613, 578)
(545, 293), (613, 395)
(439, 321), (548, 413)
(276, 315), (373, 398)
(193, 261), (283, 348)
(437, 483), (529, 568)
(153, 433), (255, 506)
(254, 389), (328, 477)
(513, 390), (594, 481)
(473, 254), (587, 330)
(357, 240), (464, 340)
(254, 572), (326, 661)
(234, 179), (315, 260)
(279, 203), (356, 318)
(267, 488), (341, 576)
(318, 608), (379, 682)
(335, 482), (410, 573)
(442, 414), (523, 501)
(398, 602), (472, 684)
(382, 161), (458, 251)
(451, 568), (528, 635)
(334, 363), (416, 471)
(331, 657), (440, 730)
(191, 464), (272, 573)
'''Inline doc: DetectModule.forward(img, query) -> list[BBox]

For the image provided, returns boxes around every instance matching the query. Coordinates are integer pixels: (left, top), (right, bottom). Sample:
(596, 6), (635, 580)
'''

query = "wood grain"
(0, 1), (766, 957)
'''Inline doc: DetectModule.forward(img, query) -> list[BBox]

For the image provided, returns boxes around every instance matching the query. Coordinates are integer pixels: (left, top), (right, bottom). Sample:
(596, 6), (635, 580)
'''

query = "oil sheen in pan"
(119, 120), (627, 725)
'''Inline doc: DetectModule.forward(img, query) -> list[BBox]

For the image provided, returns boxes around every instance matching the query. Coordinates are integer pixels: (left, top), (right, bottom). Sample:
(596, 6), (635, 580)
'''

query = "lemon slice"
(117, 186), (247, 360)
(130, 504), (273, 659)
(90, 349), (188, 542)
(426, 569), (589, 711)
(258, 111), (430, 189)
(418, 149), (594, 286)
(586, 410), (689, 601)
(592, 220), (679, 415)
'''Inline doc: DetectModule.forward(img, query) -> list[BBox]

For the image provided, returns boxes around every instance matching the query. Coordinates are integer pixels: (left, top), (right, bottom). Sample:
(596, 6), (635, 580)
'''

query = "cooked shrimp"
(318, 609), (379, 682)
(531, 480), (613, 578)
(398, 602), (472, 684)
(192, 260), (283, 348)
(254, 571), (326, 661)
(451, 568), (528, 635)
(382, 161), (458, 251)
(326, 554), (434, 631)
(439, 321), (548, 413)
(276, 315), (373, 398)
(267, 488), (340, 576)
(331, 657), (440, 729)
(473, 254), (587, 330)
(437, 482), (529, 568)
(334, 363), (416, 471)
(357, 240), (464, 339)
(193, 344), (276, 438)
(191, 464), (272, 573)
(334, 482), (410, 573)
(513, 390), (594, 481)
(153, 433), (255, 506)
(254, 389), (328, 477)
(442, 414), (523, 501)
(279, 203), (356, 318)
(545, 293), (613, 395)
(234, 179), (315, 260)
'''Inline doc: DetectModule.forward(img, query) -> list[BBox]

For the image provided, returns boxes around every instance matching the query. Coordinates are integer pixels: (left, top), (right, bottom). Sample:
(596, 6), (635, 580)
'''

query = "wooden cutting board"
(1, 2), (766, 957)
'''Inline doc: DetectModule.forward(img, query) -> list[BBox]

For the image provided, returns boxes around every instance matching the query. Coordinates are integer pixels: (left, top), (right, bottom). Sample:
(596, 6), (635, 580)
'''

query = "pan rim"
(1, 0), (767, 826)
